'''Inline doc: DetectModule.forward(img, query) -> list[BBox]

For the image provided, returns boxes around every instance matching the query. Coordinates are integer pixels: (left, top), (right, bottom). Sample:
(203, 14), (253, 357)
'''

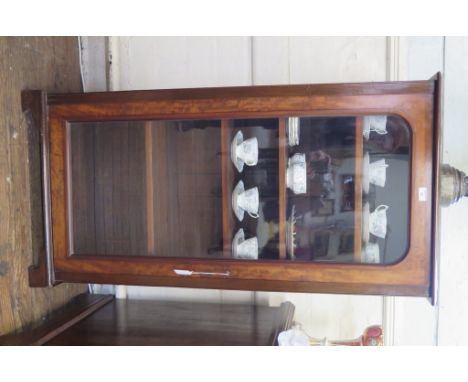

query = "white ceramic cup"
(236, 236), (259, 260)
(369, 204), (389, 239)
(237, 186), (260, 219)
(369, 159), (389, 187)
(363, 115), (388, 139)
(361, 242), (380, 263)
(236, 137), (258, 166)
(286, 153), (307, 194)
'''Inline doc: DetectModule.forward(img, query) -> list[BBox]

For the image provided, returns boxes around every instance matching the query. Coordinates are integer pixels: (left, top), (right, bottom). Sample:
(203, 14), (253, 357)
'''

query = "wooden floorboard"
(0, 37), (87, 336)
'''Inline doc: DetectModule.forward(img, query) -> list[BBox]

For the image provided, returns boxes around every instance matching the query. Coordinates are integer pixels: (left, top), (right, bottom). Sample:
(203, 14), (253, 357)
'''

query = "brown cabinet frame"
(25, 76), (441, 299)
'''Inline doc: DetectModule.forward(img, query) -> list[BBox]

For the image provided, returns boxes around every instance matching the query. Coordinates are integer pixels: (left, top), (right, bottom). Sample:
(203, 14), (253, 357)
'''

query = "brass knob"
(440, 164), (468, 207)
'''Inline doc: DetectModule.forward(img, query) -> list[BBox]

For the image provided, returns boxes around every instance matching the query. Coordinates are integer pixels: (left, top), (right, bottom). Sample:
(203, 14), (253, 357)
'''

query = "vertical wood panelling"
(353, 117), (363, 262)
(221, 120), (234, 257)
(145, 122), (155, 255)
(71, 122), (147, 256)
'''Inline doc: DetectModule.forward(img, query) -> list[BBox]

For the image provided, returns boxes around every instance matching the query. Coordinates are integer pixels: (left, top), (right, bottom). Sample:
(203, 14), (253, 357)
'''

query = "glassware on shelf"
(363, 152), (389, 194)
(363, 115), (388, 140)
(232, 180), (260, 221)
(287, 117), (300, 146)
(362, 202), (371, 243)
(230, 130), (258, 173)
(361, 242), (380, 263)
(369, 204), (389, 239)
(363, 202), (389, 243)
(232, 228), (258, 260)
(286, 153), (307, 194)
(286, 205), (297, 259)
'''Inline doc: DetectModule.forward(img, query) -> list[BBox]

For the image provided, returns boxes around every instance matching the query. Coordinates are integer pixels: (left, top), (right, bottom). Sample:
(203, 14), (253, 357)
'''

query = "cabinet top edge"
(47, 78), (437, 105)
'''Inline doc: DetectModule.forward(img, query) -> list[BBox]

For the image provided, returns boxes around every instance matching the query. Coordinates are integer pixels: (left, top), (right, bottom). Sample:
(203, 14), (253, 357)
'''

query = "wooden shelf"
(353, 116), (364, 262)
(221, 119), (234, 257)
(278, 118), (287, 260)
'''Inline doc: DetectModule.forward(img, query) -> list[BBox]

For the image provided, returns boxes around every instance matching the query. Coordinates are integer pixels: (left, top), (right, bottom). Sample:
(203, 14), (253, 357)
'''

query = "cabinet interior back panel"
(69, 120), (222, 258)
(70, 121), (148, 255)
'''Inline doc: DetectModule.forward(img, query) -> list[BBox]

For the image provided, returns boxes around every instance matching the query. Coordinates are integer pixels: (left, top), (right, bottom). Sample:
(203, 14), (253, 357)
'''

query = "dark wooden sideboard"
(0, 294), (295, 346)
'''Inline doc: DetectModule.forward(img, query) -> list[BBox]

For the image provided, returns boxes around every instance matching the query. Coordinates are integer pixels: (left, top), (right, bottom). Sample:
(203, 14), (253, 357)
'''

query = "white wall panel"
(252, 37), (290, 85)
(437, 36), (468, 345)
(116, 36), (252, 90)
(390, 37), (444, 346)
(288, 37), (387, 83)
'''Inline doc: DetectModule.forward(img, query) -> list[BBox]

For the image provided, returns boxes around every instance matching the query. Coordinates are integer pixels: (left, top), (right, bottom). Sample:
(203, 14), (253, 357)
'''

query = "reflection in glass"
(286, 115), (411, 265)
(69, 120), (223, 258)
(68, 115), (411, 265)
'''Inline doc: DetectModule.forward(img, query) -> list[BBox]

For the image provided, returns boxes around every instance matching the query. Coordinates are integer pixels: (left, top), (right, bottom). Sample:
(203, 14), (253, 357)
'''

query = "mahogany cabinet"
(24, 74), (441, 299)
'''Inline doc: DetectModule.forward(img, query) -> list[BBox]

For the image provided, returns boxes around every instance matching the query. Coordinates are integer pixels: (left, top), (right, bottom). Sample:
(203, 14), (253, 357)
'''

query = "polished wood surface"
(221, 119), (234, 257)
(0, 37), (87, 336)
(0, 293), (295, 346)
(353, 117), (363, 262)
(47, 80), (435, 105)
(46, 297), (295, 346)
(43, 77), (439, 298)
(430, 72), (443, 305)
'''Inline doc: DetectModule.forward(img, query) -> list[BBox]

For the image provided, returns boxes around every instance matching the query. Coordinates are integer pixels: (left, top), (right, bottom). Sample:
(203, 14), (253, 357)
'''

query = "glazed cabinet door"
(39, 79), (439, 297)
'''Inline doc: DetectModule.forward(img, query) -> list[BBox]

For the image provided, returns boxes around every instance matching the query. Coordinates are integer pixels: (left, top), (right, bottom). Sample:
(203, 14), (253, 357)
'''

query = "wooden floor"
(0, 37), (87, 336)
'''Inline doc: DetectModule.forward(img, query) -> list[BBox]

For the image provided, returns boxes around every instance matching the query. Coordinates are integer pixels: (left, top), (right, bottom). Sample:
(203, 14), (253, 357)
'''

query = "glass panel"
(285, 115), (411, 264)
(69, 120), (223, 258)
(68, 115), (411, 264)
(227, 119), (280, 260)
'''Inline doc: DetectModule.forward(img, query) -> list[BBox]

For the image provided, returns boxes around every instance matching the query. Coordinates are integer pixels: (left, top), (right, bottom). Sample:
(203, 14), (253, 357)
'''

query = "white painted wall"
(82, 36), (468, 344)
(437, 37), (468, 345)
(110, 36), (386, 342)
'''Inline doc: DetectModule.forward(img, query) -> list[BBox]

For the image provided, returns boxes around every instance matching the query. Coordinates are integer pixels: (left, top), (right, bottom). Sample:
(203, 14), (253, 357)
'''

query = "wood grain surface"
(48, 81), (436, 297)
(47, 297), (295, 346)
(353, 117), (363, 262)
(0, 37), (87, 336)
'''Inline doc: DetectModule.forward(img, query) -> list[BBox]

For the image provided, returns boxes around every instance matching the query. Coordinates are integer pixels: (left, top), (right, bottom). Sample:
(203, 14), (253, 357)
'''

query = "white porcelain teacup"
(232, 228), (258, 260)
(369, 204), (389, 239)
(236, 137), (258, 166)
(288, 117), (300, 146)
(238, 186), (260, 218)
(369, 159), (388, 187)
(231, 131), (258, 173)
(363, 115), (388, 140)
(232, 180), (260, 221)
(286, 153), (307, 194)
(361, 242), (380, 263)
